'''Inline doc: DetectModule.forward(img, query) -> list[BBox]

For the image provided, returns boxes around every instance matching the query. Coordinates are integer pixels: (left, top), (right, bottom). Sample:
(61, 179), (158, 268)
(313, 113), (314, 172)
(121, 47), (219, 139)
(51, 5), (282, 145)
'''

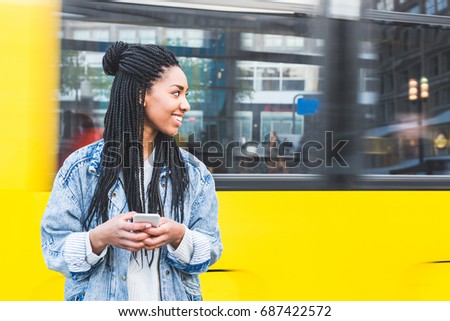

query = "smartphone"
(133, 213), (160, 227)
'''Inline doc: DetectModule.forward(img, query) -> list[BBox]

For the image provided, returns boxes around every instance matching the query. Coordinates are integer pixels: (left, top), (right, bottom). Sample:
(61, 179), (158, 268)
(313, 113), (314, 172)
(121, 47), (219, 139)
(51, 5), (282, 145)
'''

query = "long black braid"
(83, 41), (189, 231)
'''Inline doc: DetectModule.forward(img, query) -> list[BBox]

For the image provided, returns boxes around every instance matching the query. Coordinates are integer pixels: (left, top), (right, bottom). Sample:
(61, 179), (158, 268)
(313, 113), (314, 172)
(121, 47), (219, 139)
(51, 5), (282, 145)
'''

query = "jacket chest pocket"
(109, 183), (128, 215)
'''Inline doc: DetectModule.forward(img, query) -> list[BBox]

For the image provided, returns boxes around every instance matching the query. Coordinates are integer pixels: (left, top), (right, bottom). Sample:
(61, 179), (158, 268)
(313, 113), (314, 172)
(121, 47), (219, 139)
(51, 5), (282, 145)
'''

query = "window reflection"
(58, 1), (450, 175)
(363, 16), (450, 174)
(373, 0), (448, 15)
(240, 32), (323, 55)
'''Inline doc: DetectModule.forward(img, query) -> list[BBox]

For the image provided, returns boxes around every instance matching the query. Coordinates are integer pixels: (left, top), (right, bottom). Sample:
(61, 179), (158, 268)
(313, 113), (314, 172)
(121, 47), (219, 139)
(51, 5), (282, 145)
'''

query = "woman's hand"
(142, 217), (185, 251)
(89, 211), (153, 254)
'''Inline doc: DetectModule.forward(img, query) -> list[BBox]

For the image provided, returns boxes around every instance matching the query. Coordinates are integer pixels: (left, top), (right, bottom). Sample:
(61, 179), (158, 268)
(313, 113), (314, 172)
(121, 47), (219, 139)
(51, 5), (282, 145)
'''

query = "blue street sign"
(297, 98), (319, 115)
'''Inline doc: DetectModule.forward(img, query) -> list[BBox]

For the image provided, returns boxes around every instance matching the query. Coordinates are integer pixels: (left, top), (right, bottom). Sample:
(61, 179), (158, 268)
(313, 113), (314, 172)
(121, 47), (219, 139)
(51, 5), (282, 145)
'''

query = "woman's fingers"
(142, 234), (168, 250)
(121, 239), (146, 252)
(140, 219), (185, 249)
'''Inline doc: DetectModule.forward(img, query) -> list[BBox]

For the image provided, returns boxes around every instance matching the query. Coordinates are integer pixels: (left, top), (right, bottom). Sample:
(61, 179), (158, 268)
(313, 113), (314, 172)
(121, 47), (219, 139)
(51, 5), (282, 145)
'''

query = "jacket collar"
(88, 139), (105, 176)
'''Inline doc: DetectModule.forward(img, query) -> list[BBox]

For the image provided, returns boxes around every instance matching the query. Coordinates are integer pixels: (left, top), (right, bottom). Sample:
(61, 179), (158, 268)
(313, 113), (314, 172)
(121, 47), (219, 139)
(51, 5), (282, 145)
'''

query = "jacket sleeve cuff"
(63, 232), (92, 272)
(85, 230), (108, 265)
(167, 226), (193, 264)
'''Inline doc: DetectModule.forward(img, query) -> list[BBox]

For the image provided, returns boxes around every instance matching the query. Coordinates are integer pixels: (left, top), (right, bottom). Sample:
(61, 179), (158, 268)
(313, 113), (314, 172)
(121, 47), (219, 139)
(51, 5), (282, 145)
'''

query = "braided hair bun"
(102, 41), (130, 76)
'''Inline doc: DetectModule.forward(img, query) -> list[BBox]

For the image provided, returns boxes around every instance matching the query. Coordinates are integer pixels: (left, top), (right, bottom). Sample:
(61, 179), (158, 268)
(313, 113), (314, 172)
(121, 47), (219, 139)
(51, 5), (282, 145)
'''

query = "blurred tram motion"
(0, 0), (60, 300)
(2, 0), (450, 300)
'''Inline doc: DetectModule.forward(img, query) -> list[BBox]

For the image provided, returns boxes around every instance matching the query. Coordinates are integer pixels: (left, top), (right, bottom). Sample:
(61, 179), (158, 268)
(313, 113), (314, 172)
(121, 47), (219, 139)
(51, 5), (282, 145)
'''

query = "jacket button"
(112, 192), (117, 197)
(161, 183), (166, 188)
(165, 270), (170, 275)
(121, 275), (127, 281)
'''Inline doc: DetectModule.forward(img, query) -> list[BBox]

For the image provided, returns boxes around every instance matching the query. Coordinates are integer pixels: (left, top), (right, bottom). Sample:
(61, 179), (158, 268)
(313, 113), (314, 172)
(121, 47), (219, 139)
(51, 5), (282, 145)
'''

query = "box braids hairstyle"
(83, 41), (189, 230)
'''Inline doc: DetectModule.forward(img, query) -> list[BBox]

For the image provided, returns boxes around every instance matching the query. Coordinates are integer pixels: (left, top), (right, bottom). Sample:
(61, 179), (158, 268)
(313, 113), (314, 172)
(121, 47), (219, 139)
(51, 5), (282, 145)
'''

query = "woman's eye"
(185, 91), (189, 97)
(172, 91), (180, 97)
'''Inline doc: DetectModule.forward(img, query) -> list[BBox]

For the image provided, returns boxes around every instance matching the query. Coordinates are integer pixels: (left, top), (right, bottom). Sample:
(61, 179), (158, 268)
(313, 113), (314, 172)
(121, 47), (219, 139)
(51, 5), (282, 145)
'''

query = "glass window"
(118, 29), (136, 43)
(164, 28), (204, 47)
(185, 30), (204, 47)
(285, 36), (304, 49)
(263, 34), (283, 48)
(234, 111), (253, 141)
(240, 32), (322, 55)
(360, 68), (379, 93)
(376, 0), (394, 11)
(426, 0), (436, 14)
(240, 33), (254, 49)
(237, 62), (254, 78)
(282, 80), (305, 91)
(236, 62), (320, 95)
(59, 49), (111, 166)
(428, 55), (439, 76)
(374, 0), (448, 16)
(445, 50), (450, 72)
(362, 17), (450, 175)
(73, 29), (89, 41)
(260, 112), (303, 136)
(92, 29), (109, 42)
(437, 0), (448, 11)
(138, 29), (156, 44)
(257, 65), (280, 78)
(58, 1), (450, 179)
(165, 29), (183, 46)
(385, 0), (394, 10)
(440, 86), (450, 106)
(409, 6), (421, 13)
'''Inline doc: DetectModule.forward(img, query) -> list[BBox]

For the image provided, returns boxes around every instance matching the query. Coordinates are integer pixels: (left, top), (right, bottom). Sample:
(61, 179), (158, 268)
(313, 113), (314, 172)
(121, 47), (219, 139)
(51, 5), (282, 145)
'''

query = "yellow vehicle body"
(3, 190), (450, 301)
(1, 0), (450, 301)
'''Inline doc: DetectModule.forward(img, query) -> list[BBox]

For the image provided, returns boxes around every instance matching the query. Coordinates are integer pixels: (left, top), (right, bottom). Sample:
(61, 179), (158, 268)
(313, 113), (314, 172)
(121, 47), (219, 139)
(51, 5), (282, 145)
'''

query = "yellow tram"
(1, 0), (450, 301)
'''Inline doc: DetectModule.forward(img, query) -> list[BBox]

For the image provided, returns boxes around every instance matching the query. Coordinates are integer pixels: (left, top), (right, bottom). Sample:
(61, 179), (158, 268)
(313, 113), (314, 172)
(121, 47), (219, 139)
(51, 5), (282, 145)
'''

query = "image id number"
(259, 305), (331, 317)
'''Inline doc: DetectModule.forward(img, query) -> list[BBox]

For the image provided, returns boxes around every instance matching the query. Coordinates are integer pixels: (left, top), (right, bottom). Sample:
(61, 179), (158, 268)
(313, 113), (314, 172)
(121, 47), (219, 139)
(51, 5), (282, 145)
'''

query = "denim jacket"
(41, 140), (222, 301)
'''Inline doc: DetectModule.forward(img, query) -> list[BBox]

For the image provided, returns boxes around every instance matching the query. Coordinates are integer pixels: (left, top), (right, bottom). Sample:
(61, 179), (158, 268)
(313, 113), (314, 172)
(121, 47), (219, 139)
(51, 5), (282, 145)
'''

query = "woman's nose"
(180, 97), (190, 111)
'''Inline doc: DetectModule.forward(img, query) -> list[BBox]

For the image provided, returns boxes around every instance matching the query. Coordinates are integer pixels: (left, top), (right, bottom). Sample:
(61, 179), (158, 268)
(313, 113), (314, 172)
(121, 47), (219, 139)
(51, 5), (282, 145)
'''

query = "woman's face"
(144, 66), (190, 138)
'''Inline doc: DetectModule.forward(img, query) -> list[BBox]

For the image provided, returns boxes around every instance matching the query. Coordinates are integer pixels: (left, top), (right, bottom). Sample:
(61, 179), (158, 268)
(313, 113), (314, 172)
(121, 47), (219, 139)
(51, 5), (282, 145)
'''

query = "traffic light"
(408, 79), (418, 101)
(420, 77), (429, 100)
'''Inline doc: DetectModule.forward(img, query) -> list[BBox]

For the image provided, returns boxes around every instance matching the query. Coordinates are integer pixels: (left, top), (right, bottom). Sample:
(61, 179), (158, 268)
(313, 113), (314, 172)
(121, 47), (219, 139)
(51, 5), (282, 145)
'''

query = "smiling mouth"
(172, 115), (183, 123)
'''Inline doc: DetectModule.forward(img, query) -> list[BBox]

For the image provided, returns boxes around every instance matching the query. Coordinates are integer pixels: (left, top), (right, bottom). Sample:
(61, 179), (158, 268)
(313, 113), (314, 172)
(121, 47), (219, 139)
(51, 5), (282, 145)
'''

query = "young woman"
(41, 42), (222, 301)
